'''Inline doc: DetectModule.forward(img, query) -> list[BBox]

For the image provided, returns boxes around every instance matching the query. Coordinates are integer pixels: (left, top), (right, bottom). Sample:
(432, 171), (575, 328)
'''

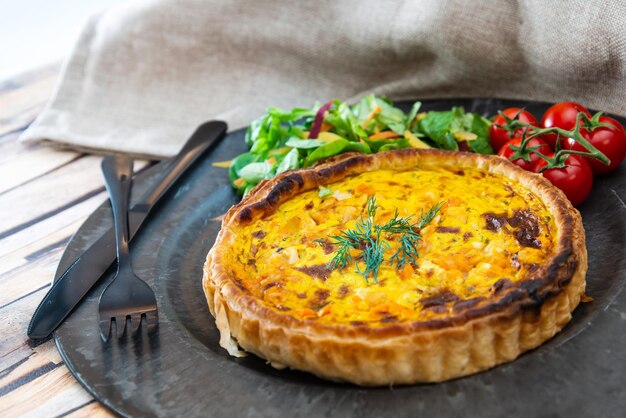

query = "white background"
(0, 0), (125, 81)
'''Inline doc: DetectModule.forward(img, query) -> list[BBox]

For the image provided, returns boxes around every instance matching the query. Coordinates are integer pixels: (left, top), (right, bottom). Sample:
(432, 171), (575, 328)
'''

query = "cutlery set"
(27, 121), (228, 341)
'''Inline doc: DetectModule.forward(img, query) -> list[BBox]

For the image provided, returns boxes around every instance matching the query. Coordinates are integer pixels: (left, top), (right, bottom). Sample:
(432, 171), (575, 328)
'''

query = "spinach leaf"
(229, 152), (258, 183)
(234, 96), (498, 195)
(276, 148), (300, 174)
(285, 137), (326, 149)
(267, 106), (314, 122)
(468, 115), (494, 154)
(325, 101), (367, 141)
(239, 161), (275, 184)
(406, 101), (422, 130)
(449, 107), (473, 133)
(352, 95), (376, 122)
(354, 95), (407, 135)
(378, 137), (410, 152)
(363, 136), (410, 153)
(416, 107), (492, 152)
(304, 139), (371, 166)
(417, 111), (459, 151)
(245, 114), (268, 147)
(248, 115), (277, 155)
(376, 98), (407, 135)
(288, 125), (306, 139)
(245, 107), (315, 152)
(342, 141), (371, 153)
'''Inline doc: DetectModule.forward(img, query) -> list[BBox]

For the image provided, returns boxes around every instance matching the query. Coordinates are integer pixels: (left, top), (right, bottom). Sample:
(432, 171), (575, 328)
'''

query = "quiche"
(203, 149), (586, 385)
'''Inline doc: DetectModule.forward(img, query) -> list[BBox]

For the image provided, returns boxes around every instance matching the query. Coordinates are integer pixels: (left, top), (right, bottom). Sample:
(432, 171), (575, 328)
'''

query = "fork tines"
(99, 310), (158, 341)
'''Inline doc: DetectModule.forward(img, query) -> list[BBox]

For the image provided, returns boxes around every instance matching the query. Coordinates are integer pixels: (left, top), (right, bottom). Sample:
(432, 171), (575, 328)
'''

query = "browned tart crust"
(203, 149), (587, 385)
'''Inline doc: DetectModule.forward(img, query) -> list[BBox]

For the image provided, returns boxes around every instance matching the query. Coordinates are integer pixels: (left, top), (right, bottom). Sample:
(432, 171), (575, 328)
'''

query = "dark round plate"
(54, 99), (626, 417)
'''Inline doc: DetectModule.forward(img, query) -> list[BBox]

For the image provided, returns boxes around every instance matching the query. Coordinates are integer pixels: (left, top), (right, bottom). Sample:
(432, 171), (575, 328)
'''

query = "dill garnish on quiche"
(326, 196), (442, 283)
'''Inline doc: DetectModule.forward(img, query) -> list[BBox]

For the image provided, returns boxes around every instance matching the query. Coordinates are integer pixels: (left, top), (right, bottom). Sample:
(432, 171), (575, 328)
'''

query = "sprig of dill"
(355, 236), (389, 283)
(416, 203), (443, 230)
(327, 196), (441, 283)
(387, 202), (444, 269)
(327, 196), (381, 280)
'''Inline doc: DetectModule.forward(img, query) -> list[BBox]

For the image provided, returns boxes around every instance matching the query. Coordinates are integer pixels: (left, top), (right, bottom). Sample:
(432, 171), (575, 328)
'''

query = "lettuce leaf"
(304, 139), (371, 166)
(231, 96), (495, 195)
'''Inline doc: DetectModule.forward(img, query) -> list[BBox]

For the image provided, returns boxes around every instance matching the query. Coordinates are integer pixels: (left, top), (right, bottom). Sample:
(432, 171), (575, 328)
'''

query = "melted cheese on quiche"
(225, 167), (557, 326)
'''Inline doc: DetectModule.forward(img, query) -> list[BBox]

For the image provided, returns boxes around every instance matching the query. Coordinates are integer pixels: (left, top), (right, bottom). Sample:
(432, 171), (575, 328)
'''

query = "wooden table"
(0, 65), (129, 417)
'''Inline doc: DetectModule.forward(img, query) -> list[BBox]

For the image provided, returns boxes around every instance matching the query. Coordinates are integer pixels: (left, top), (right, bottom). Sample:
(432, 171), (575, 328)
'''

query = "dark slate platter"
(54, 99), (626, 418)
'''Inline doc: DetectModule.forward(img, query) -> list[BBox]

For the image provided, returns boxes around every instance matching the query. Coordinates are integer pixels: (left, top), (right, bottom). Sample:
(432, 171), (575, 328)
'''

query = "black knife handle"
(101, 155), (134, 270)
(27, 120), (227, 340)
(138, 120), (228, 209)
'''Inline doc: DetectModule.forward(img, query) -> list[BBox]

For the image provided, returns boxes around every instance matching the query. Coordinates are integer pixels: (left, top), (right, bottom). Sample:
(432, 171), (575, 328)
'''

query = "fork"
(98, 155), (158, 341)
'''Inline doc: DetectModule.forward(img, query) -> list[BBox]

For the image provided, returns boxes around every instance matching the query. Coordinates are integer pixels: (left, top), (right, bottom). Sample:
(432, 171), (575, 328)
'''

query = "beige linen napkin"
(20, 0), (626, 158)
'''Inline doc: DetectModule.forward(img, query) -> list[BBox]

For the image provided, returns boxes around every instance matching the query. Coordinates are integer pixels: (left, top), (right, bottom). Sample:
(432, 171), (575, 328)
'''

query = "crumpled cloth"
(20, 0), (626, 158)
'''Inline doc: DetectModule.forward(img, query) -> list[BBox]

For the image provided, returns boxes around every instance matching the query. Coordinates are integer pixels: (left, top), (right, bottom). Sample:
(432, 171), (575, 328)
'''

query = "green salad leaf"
(468, 114), (494, 154)
(238, 161), (274, 183)
(416, 107), (494, 154)
(406, 101), (422, 131)
(324, 101), (367, 141)
(229, 152), (258, 184)
(285, 138), (326, 149)
(354, 95), (408, 135)
(417, 109), (459, 151)
(363, 136), (410, 153)
(226, 96), (495, 195)
(276, 148), (300, 174)
(305, 139), (371, 166)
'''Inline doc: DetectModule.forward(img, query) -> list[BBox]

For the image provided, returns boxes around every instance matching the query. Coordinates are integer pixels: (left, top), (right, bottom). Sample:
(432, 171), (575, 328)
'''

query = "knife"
(28, 120), (228, 340)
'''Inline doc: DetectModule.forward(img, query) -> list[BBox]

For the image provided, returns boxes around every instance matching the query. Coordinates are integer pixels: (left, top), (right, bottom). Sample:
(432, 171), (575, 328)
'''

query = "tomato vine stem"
(495, 110), (611, 170)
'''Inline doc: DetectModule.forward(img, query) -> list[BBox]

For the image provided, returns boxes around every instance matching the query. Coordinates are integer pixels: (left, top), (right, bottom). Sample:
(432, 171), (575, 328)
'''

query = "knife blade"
(28, 120), (228, 339)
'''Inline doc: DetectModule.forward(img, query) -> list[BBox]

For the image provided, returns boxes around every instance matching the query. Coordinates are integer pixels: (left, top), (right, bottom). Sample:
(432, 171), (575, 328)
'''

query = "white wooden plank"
(0, 153), (96, 223)
(0, 266), (51, 308)
(0, 134), (47, 165)
(0, 147), (80, 194)
(0, 65), (59, 136)
(0, 347), (61, 389)
(0, 218), (78, 278)
(0, 190), (107, 259)
(0, 288), (48, 371)
(0, 365), (93, 418)
(0, 156), (149, 232)
(0, 282), (95, 418)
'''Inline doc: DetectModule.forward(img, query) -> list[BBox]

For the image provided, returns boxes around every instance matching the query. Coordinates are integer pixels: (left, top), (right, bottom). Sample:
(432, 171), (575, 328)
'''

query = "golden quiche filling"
(223, 166), (557, 326)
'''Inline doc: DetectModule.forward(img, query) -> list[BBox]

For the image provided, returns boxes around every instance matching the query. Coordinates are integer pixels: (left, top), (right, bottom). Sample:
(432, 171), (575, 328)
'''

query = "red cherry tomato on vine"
(498, 137), (552, 171)
(599, 115), (626, 133)
(532, 154), (593, 207)
(541, 102), (591, 148)
(565, 117), (626, 174)
(489, 108), (538, 152)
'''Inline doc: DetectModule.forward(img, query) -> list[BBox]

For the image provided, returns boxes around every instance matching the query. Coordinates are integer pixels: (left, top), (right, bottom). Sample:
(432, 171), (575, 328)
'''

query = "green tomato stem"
(501, 111), (610, 169)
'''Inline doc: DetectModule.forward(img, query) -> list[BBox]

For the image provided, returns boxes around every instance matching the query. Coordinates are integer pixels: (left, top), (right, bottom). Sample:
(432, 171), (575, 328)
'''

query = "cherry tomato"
(498, 137), (552, 171)
(532, 154), (593, 207)
(489, 108), (538, 152)
(599, 115), (626, 133)
(541, 102), (591, 148)
(564, 117), (626, 174)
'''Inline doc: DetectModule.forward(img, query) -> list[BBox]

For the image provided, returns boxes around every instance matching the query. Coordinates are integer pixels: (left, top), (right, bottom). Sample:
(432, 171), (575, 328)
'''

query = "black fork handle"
(101, 155), (134, 274)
